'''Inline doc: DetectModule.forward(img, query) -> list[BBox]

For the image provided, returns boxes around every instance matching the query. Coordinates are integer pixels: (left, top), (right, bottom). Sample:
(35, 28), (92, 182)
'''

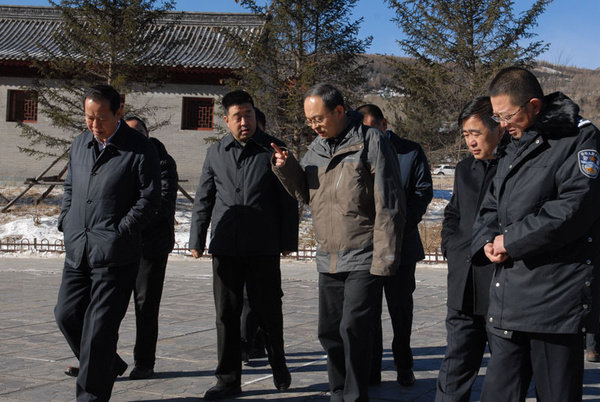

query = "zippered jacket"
(273, 111), (406, 276)
(472, 92), (600, 334)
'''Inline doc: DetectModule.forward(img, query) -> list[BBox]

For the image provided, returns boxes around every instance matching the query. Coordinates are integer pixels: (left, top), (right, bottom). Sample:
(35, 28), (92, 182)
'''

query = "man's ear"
(530, 98), (543, 116)
(382, 118), (388, 131)
(334, 104), (344, 117)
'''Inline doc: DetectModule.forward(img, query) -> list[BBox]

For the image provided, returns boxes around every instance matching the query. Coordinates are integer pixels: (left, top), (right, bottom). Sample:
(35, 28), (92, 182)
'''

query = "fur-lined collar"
(535, 92), (580, 137)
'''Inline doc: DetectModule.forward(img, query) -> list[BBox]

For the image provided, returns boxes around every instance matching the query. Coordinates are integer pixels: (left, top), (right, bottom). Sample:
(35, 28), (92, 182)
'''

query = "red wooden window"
(7, 90), (38, 123)
(182, 97), (214, 131)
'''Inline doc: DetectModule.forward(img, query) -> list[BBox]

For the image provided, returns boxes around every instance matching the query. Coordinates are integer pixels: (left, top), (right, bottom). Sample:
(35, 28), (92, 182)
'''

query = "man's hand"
(190, 249), (203, 259)
(271, 143), (288, 167)
(483, 235), (508, 263)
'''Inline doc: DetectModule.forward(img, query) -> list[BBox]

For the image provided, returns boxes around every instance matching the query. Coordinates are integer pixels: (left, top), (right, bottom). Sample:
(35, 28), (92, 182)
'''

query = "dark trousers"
(240, 285), (266, 358)
(371, 262), (416, 378)
(133, 253), (169, 369)
(212, 255), (286, 385)
(481, 331), (584, 402)
(586, 315), (600, 351)
(435, 308), (489, 402)
(587, 331), (600, 351)
(318, 270), (382, 402)
(55, 257), (136, 402)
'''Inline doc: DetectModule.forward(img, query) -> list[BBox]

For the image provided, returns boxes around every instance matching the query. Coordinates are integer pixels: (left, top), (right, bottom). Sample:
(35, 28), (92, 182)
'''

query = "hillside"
(360, 55), (600, 163)
(362, 55), (600, 121)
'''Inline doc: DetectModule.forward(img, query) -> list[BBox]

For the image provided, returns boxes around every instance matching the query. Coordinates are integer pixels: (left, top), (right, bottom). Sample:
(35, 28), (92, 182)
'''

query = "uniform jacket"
(142, 137), (178, 258)
(189, 129), (298, 256)
(442, 155), (497, 315)
(58, 122), (161, 268)
(472, 92), (600, 334)
(273, 111), (406, 276)
(388, 132), (433, 264)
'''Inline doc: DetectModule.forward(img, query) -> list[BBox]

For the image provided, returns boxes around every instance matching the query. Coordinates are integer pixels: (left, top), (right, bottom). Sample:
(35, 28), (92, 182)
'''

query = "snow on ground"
(0, 216), (63, 243)
(1, 202), (449, 245)
(0, 187), (450, 257)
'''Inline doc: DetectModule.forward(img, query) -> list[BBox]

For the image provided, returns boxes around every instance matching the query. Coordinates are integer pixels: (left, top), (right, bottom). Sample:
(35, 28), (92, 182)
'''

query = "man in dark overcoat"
(125, 116), (179, 380)
(472, 67), (600, 401)
(189, 90), (298, 401)
(435, 96), (504, 401)
(356, 104), (433, 387)
(54, 85), (161, 401)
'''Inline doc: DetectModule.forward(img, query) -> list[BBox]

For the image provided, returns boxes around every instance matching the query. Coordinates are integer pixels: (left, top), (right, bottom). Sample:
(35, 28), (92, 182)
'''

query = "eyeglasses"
(305, 111), (332, 127)
(491, 98), (533, 124)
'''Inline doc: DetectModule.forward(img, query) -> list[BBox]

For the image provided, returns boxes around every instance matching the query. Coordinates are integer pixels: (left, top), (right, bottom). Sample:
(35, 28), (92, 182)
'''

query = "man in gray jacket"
(55, 85), (161, 401)
(190, 90), (298, 401)
(272, 83), (405, 401)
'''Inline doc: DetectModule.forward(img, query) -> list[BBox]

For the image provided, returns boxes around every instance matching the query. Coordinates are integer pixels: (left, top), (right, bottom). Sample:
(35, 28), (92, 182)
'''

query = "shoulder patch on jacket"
(578, 149), (600, 179)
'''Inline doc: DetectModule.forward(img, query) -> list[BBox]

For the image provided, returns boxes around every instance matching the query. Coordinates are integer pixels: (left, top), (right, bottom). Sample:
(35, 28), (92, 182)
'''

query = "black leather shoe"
(129, 365), (154, 380)
(115, 358), (128, 377)
(397, 369), (415, 386)
(203, 383), (242, 400)
(64, 366), (79, 377)
(273, 366), (291, 391)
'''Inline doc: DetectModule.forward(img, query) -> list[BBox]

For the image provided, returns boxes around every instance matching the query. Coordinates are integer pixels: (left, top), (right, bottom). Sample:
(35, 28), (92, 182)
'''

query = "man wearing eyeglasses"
(271, 83), (405, 401)
(471, 67), (600, 401)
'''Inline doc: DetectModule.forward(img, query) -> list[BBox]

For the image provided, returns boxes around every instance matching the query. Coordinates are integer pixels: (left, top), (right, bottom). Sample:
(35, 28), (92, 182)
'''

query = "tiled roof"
(0, 5), (264, 70)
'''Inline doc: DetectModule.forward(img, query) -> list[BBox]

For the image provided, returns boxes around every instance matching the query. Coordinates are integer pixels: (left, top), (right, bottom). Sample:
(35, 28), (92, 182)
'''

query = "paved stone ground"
(1, 256), (600, 401)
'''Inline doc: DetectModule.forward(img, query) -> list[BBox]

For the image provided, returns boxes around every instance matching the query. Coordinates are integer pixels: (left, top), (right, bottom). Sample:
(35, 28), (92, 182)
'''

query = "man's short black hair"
(125, 116), (149, 136)
(222, 90), (254, 114)
(254, 107), (266, 129)
(356, 104), (384, 122)
(304, 83), (344, 112)
(458, 96), (499, 132)
(489, 67), (544, 106)
(84, 85), (122, 115)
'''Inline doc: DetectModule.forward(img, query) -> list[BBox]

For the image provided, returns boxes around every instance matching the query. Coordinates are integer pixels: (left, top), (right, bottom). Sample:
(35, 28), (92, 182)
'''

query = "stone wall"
(0, 78), (228, 190)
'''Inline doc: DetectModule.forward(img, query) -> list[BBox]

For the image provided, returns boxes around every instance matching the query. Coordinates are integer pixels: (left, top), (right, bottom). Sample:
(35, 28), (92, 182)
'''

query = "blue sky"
(4, 0), (599, 70)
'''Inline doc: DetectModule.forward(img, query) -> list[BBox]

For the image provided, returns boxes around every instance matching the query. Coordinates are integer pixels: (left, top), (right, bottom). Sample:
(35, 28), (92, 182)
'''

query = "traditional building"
(0, 5), (263, 187)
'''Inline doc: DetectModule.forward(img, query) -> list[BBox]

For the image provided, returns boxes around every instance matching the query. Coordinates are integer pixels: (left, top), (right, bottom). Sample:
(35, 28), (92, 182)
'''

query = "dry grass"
(419, 220), (443, 255)
(0, 185), (63, 225)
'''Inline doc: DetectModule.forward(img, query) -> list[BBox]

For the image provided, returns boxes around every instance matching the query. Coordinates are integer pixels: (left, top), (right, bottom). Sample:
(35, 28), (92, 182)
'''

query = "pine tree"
(19, 0), (179, 159)
(224, 0), (372, 156)
(386, 0), (552, 160)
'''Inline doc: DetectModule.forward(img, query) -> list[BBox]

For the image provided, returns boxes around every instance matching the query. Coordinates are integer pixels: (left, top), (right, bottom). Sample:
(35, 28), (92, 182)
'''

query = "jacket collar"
(533, 92), (581, 138)
(469, 155), (497, 171)
(223, 128), (272, 153)
(309, 111), (364, 156)
(85, 120), (129, 151)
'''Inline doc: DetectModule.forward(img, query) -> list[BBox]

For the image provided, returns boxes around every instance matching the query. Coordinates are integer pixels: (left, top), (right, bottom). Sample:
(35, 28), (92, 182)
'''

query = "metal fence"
(0, 238), (446, 263)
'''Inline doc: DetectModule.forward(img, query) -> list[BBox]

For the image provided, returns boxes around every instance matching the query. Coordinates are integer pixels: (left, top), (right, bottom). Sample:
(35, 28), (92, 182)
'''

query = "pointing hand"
(271, 143), (288, 167)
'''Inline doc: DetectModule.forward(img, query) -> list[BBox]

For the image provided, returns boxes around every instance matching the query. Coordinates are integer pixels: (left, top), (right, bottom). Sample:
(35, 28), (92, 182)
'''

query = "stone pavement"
(1, 256), (600, 401)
